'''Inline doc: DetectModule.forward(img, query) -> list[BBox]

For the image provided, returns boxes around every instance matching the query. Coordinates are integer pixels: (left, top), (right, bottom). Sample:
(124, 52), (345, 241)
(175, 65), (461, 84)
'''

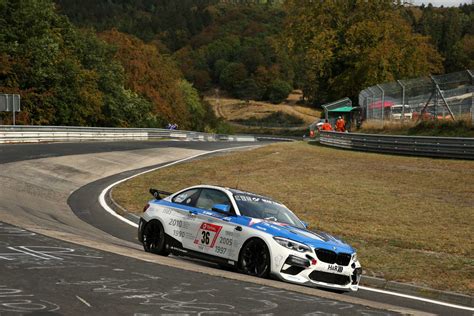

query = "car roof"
(185, 185), (275, 201)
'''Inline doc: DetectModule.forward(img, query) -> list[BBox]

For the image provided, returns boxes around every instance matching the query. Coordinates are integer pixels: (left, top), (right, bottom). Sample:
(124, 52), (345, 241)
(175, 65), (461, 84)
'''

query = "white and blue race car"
(138, 185), (362, 292)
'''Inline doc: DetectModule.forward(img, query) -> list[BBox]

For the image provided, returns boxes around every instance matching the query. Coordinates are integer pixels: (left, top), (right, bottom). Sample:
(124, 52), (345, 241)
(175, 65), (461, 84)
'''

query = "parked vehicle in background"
(390, 105), (413, 120)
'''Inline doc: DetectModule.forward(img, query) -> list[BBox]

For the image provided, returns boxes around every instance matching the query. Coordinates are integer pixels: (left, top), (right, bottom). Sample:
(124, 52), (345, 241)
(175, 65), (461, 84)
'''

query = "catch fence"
(359, 70), (474, 123)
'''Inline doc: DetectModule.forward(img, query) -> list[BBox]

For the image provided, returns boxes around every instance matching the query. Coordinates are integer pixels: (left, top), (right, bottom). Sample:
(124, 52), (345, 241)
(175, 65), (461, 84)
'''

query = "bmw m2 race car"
(138, 185), (362, 292)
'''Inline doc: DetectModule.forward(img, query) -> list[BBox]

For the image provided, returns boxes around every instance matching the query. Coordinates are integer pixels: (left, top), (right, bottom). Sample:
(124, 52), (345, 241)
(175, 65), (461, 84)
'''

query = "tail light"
(143, 203), (150, 213)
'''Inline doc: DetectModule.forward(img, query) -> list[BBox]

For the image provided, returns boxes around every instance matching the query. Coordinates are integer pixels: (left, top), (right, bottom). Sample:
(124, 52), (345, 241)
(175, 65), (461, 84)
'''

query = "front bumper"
(274, 252), (362, 292)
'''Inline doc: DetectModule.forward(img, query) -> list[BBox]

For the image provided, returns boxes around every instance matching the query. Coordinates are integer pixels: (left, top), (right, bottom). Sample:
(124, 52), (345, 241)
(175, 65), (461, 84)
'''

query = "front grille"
(315, 249), (336, 263)
(315, 249), (351, 266)
(336, 253), (351, 266)
(309, 271), (350, 286)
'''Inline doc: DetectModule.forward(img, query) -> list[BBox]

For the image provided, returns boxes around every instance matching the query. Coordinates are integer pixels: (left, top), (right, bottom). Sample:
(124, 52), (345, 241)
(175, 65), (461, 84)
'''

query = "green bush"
(232, 111), (304, 127)
(267, 80), (292, 104)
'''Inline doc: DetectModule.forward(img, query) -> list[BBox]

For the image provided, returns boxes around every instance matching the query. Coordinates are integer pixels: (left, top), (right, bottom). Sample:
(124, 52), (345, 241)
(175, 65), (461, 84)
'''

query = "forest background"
(0, 0), (472, 130)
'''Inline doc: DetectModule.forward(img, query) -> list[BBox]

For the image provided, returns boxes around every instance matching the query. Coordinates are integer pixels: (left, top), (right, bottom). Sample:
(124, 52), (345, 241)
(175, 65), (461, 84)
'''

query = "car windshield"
(233, 194), (305, 229)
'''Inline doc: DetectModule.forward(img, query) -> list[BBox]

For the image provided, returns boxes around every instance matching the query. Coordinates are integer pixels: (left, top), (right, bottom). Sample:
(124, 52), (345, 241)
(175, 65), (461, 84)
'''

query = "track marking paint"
(359, 286), (474, 312)
(98, 145), (474, 312)
(75, 295), (91, 307)
(99, 145), (260, 229)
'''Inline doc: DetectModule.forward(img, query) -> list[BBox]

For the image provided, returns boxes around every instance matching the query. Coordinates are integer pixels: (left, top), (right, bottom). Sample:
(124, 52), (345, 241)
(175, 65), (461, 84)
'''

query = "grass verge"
(113, 142), (474, 295)
(359, 118), (474, 137)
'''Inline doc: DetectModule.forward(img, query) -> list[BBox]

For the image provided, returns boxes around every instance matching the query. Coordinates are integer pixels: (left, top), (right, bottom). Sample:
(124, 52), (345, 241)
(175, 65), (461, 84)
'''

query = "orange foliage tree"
(99, 30), (192, 129)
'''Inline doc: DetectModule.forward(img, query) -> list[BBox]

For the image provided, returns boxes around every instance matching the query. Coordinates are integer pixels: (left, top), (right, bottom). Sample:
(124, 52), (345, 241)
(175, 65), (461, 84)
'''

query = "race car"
(138, 185), (362, 292)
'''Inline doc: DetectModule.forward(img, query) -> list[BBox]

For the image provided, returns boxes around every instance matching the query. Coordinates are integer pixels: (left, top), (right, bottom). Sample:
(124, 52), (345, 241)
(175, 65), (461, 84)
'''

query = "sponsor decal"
(327, 264), (343, 273)
(194, 222), (222, 248)
(234, 195), (284, 206)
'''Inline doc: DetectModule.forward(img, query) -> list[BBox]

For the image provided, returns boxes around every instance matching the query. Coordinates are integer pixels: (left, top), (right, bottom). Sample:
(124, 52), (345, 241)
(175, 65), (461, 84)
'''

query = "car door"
(165, 188), (202, 247)
(189, 188), (238, 259)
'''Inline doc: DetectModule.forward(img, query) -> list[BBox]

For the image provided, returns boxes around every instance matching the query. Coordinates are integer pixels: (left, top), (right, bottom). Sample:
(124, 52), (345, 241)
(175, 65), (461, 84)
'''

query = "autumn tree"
(99, 30), (189, 127)
(283, 0), (443, 105)
(0, 0), (163, 127)
(415, 4), (473, 72)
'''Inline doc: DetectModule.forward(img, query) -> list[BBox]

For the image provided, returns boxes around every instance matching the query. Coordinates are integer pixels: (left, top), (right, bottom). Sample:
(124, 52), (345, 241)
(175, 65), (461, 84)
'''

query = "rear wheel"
(142, 220), (170, 256)
(238, 238), (270, 278)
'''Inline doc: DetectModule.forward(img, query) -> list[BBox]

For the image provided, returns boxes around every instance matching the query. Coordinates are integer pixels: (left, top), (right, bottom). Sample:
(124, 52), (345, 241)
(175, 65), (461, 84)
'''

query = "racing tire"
(238, 238), (270, 278)
(142, 220), (170, 256)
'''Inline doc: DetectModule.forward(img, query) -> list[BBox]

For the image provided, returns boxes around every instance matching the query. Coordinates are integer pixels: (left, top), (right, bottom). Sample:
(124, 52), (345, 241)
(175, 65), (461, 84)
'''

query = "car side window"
(172, 189), (200, 206)
(195, 189), (233, 214)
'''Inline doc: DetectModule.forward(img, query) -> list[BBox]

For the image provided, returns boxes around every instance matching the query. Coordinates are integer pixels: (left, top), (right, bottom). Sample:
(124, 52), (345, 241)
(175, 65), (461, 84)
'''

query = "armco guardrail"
(319, 131), (474, 160)
(0, 125), (257, 144)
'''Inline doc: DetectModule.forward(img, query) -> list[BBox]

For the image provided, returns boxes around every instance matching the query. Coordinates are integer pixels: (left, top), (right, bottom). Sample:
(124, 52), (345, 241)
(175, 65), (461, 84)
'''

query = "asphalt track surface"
(0, 140), (472, 315)
(0, 141), (261, 164)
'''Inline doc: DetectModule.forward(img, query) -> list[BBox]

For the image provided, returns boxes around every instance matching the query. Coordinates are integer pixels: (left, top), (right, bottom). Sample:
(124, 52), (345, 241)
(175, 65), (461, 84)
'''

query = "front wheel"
(142, 220), (170, 256)
(238, 238), (270, 278)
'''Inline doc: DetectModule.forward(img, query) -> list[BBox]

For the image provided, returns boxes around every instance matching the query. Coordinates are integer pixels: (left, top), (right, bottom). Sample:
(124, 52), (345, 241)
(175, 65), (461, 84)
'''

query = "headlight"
(352, 252), (358, 262)
(273, 237), (311, 253)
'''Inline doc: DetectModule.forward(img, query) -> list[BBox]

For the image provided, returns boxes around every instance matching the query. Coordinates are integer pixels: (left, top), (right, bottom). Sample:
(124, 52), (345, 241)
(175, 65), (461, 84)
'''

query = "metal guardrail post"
(368, 87), (378, 120)
(467, 69), (473, 84)
(397, 80), (406, 123)
(377, 84), (385, 123)
(431, 75), (455, 121)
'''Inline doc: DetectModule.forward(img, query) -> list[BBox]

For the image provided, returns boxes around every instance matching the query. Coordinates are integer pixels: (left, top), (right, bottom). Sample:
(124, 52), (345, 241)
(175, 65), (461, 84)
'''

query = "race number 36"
(194, 223), (222, 248)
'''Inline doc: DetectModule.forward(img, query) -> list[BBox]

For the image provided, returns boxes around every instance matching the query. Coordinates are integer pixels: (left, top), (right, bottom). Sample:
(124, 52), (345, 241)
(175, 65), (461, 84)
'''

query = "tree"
(267, 79), (292, 104)
(179, 80), (211, 131)
(450, 34), (474, 70)
(235, 78), (264, 100)
(0, 0), (167, 127)
(283, 0), (443, 105)
(415, 4), (473, 72)
(99, 30), (192, 128)
(219, 62), (248, 92)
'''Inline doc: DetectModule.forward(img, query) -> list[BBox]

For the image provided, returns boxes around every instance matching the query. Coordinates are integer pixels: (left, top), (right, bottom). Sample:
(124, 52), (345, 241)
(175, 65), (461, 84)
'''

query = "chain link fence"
(359, 70), (474, 123)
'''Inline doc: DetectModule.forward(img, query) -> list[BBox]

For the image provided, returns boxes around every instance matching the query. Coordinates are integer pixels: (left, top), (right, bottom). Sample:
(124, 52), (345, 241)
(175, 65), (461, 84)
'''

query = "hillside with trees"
(0, 0), (472, 128)
(55, 1), (294, 104)
(53, 0), (474, 105)
(408, 4), (473, 72)
(283, 1), (444, 104)
(0, 0), (217, 130)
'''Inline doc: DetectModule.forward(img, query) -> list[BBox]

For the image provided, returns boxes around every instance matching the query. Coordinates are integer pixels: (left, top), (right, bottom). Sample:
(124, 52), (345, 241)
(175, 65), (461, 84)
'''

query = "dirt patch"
(206, 91), (321, 128)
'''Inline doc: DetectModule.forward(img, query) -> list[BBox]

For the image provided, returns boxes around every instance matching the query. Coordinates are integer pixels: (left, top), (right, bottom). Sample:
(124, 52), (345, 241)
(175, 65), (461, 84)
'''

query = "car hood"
(245, 218), (354, 254)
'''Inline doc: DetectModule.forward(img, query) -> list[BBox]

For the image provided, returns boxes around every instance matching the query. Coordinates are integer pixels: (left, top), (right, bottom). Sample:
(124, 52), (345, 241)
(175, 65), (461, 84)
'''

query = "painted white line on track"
(99, 145), (260, 229)
(76, 295), (91, 307)
(98, 145), (474, 312)
(7, 246), (53, 260)
(359, 286), (474, 311)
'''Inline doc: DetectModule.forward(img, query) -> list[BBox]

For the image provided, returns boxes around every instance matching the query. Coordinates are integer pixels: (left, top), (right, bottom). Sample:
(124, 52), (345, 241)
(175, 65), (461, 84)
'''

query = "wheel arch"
(142, 218), (165, 234)
(238, 236), (273, 272)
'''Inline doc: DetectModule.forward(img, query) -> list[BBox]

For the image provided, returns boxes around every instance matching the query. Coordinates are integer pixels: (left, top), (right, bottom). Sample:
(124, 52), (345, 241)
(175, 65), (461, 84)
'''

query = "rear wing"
(149, 188), (173, 200)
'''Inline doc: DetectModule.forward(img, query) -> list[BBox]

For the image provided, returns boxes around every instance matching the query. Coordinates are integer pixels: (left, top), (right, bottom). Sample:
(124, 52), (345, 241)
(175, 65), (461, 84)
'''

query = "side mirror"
(301, 221), (309, 229)
(149, 188), (161, 200)
(211, 204), (230, 214)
